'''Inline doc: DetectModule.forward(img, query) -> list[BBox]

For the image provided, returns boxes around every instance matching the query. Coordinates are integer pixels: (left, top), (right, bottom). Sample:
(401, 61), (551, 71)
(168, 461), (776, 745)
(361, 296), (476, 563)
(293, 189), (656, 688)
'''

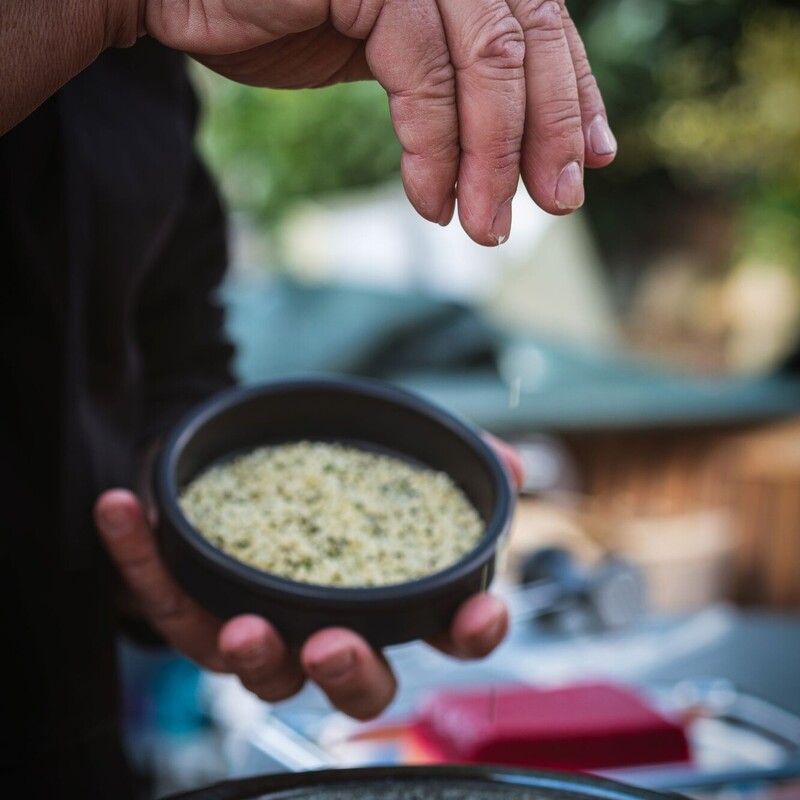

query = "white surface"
(276, 180), (619, 346)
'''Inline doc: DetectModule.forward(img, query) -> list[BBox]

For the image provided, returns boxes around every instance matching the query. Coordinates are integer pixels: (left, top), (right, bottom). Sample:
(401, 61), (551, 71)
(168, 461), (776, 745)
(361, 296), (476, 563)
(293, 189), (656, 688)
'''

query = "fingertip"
(437, 188), (456, 227)
(451, 593), (509, 659)
(554, 161), (585, 212)
(302, 629), (397, 720)
(457, 202), (502, 248)
(483, 433), (525, 490)
(521, 154), (585, 217)
(585, 150), (616, 170)
(505, 450), (525, 491)
(221, 618), (305, 699)
(94, 489), (143, 537)
(585, 115), (617, 169)
(400, 156), (459, 228)
(219, 614), (274, 658)
(301, 627), (362, 680)
(94, 488), (138, 516)
(489, 198), (513, 246)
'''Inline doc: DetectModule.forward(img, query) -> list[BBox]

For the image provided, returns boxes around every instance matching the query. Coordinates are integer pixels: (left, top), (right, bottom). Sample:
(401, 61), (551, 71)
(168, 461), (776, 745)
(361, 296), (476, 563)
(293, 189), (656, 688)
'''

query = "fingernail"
(589, 115), (617, 156)
(490, 198), (513, 245)
(100, 507), (132, 536)
(458, 606), (507, 659)
(555, 161), (584, 210)
(313, 647), (354, 681)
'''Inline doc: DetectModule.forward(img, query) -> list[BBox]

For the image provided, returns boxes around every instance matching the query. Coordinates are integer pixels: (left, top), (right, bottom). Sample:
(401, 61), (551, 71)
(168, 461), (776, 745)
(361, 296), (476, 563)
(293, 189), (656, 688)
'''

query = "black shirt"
(0, 38), (234, 796)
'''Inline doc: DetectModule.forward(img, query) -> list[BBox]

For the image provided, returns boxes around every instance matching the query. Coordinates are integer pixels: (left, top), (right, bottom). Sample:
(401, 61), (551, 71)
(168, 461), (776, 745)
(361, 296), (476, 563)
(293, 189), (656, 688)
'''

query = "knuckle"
(400, 133), (459, 163)
(460, 146), (520, 178)
(569, 46), (592, 80)
(575, 67), (602, 104)
(116, 546), (155, 573)
(389, 55), (455, 105)
(332, 0), (384, 39)
(463, 8), (525, 72)
(492, 148), (521, 173)
(145, 590), (189, 623)
(418, 55), (457, 96)
(537, 98), (583, 134)
(517, 0), (565, 41)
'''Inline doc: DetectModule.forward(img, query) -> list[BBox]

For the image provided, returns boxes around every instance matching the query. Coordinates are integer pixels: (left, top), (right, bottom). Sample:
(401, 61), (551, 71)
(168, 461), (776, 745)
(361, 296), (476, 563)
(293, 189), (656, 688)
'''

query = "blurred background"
(199, 0), (800, 378)
(124, 2), (800, 798)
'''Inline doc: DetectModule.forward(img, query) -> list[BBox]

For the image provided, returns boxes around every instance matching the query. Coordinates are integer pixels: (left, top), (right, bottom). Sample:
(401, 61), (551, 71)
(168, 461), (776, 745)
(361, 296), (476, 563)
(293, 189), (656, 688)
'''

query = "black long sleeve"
(0, 37), (235, 795)
(135, 154), (236, 445)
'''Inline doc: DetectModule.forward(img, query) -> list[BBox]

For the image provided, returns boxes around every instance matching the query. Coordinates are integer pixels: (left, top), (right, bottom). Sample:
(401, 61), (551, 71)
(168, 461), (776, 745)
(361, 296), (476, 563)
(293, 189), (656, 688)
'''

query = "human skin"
(2, 0), (616, 245)
(2, 0), (604, 719)
(95, 441), (525, 720)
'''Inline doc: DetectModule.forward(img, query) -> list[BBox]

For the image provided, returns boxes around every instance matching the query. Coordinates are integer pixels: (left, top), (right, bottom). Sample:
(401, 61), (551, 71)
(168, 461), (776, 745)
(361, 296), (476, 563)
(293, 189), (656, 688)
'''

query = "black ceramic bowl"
(154, 376), (514, 648)
(161, 765), (685, 800)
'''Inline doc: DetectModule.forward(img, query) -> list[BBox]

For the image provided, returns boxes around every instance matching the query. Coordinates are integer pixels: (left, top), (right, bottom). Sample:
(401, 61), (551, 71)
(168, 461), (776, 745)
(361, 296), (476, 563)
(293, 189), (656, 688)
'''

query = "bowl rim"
(160, 764), (681, 800)
(155, 375), (514, 605)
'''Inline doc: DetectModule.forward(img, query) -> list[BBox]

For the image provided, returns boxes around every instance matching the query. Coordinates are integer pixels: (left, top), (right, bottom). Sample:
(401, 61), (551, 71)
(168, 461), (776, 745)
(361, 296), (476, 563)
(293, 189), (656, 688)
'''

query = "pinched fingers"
(302, 628), (398, 720)
(366, 0), (611, 231)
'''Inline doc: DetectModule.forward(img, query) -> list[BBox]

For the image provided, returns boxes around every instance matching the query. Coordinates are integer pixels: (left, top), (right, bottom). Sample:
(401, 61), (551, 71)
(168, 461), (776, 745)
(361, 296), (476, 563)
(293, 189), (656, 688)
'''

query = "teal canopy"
(222, 279), (800, 434)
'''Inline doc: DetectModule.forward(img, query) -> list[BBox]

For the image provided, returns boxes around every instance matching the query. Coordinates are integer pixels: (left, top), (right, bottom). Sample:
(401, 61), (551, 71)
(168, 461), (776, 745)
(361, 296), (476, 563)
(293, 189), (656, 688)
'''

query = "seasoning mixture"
(179, 441), (484, 587)
(294, 784), (548, 800)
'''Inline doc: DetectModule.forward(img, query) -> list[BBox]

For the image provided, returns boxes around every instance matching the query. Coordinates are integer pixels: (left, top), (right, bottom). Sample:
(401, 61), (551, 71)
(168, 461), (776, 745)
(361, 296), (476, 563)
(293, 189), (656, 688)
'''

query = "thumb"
(483, 432), (525, 491)
(95, 489), (227, 671)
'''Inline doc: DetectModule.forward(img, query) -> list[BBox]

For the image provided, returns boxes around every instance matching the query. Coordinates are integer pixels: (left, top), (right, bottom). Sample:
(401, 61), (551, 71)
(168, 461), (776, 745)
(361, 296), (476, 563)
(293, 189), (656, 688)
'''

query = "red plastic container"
(409, 681), (691, 771)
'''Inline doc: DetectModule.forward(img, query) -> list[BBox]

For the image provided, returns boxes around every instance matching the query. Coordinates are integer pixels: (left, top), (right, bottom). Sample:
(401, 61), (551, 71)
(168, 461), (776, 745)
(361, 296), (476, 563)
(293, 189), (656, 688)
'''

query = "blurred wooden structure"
(557, 417), (800, 610)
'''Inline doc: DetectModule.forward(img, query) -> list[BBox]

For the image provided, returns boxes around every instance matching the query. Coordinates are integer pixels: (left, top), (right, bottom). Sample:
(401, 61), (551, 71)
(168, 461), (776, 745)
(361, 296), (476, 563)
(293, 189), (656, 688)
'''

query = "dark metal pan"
(160, 765), (685, 800)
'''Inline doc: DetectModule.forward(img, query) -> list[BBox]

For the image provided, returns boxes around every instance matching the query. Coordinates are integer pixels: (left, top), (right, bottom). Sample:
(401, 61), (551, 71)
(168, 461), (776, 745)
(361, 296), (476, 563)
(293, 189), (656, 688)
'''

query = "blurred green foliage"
(642, 8), (800, 272)
(569, 0), (800, 275)
(195, 0), (800, 276)
(645, 11), (800, 183)
(194, 73), (400, 224)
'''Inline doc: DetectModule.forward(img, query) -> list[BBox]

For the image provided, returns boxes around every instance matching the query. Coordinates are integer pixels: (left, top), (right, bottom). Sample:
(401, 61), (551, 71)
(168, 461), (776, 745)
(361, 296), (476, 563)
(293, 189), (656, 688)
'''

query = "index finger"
(435, 0), (527, 245)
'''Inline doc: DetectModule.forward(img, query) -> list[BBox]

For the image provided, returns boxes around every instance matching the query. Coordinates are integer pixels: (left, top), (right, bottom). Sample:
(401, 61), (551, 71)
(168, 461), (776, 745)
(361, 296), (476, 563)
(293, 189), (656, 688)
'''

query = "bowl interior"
(170, 382), (501, 529)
